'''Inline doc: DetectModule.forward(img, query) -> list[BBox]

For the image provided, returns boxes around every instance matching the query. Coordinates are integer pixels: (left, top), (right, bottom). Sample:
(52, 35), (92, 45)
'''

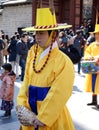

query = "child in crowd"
(0, 63), (16, 118)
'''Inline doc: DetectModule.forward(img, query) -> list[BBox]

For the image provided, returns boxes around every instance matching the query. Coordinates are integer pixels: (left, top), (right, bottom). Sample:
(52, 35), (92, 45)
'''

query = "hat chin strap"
(43, 30), (55, 49)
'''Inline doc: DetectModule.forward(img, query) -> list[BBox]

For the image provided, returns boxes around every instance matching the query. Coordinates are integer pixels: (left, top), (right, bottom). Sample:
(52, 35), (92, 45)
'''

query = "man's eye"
(39, 32), (43, 34)
(40, 32), (46, 34)
(36, 31), (45, 35)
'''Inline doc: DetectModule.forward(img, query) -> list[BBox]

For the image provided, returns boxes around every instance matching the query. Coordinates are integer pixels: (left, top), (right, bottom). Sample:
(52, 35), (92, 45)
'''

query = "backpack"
(60, 45), (81, 64)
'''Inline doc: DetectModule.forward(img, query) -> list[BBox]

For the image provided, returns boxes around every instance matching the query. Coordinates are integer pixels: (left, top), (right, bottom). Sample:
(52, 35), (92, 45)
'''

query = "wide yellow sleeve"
(37, 57), (75, 127)
(84, 42), (99, 59)
(17, 48), (34, 109)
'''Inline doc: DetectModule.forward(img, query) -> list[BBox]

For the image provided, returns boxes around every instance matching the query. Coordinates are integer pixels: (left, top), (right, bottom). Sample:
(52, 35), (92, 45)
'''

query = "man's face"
(35, 31), (49, 48)
(22, 35), (28, 43)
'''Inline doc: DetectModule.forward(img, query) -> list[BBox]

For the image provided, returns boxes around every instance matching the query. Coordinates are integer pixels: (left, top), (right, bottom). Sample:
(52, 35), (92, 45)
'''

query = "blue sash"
(28, 85), (50, 114)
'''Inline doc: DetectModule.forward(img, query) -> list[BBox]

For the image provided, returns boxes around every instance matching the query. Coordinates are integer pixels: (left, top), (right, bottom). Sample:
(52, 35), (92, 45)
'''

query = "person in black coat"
(7, 35), (18, 76)
(16, 33), (29, 81)
(58, 31), (81, 64)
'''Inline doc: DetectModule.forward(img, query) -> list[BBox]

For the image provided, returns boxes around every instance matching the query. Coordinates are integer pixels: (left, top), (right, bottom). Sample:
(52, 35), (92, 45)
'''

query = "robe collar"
(38, 41), (58, 61)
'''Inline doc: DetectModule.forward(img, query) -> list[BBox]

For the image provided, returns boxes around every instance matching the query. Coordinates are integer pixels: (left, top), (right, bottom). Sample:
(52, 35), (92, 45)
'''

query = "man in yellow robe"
(84, 24), (99, 108)
(16, 6), (75, 130)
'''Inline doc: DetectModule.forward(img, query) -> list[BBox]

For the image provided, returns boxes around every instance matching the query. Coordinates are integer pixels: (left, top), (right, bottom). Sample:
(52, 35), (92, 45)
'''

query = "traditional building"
(0, 0), (98, 36)
(32, 0), (83, 31)
(92, 0), (99, 25)
(0, 0), (32, 36)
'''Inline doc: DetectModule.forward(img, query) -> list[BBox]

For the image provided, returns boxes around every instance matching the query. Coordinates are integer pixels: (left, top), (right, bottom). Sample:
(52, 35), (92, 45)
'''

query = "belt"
(28, 85), (50, 114)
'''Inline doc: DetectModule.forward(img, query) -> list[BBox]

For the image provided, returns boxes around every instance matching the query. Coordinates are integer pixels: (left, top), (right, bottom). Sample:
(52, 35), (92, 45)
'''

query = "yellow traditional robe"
(84, 42), (99, 94)
(17, 42), (75, 130)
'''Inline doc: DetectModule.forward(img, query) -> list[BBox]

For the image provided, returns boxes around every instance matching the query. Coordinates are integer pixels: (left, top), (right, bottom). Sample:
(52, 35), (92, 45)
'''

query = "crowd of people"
(0, 6), (99, 130)
(0, 18), (95, 75)
(0, 31), (35, 79)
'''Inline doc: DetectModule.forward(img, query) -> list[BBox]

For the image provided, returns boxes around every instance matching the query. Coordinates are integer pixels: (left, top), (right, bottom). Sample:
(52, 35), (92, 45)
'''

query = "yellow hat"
(93, 24), (99, 33)
(22, 8), (72, 32)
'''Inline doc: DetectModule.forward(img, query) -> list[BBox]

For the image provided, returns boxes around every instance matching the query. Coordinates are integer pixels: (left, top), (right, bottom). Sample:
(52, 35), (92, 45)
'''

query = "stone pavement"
(0, 77), (21, 130)
(0, 67), (99, 130)
(67, 72), (99, 130)
(0, 111), (20, 130)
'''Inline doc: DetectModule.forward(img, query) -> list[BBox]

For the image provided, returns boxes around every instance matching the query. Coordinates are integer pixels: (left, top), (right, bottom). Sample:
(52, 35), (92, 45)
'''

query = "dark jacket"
(16, 40), (29, 60)
(73, 35), (86, 57)
(60, 45), (81, 64)
(7, 39), (17, 62)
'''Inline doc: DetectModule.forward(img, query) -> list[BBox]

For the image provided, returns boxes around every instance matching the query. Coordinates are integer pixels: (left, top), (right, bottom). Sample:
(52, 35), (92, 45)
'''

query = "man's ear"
(51, 31), (57, 42)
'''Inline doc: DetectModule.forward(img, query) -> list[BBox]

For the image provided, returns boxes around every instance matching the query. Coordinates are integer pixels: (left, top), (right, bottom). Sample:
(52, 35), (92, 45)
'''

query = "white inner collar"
(38, 41), (58, 61)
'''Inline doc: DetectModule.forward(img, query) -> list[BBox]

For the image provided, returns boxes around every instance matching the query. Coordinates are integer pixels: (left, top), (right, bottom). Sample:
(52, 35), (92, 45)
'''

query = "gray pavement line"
(0, 112), (19, 125)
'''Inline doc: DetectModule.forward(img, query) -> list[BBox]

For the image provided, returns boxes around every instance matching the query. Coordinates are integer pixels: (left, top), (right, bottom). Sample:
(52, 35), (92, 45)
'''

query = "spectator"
(7, 35), (18, 78)
(73, 29), (86, 74)
(0, 31), (5, 70)
(2, 34), (9, 63)
(86, 32), (95, 46)
(58, 31), (81, 64)
(0, 63), (16, 118)
(16, 33), (29, 81)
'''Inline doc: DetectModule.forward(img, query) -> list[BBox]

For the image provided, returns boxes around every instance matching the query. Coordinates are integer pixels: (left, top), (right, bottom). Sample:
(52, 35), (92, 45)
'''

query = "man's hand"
(33, 118), (45, 128)
(89, 56), (95, 60)
(16, 105), (36, 126)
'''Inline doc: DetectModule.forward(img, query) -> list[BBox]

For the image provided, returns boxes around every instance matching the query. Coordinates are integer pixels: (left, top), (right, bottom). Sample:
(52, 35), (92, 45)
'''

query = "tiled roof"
(2, 0), (31, 5)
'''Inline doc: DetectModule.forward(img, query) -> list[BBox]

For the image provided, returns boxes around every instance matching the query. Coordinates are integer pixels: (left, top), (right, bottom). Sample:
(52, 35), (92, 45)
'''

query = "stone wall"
(0, 4), (32, 37)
